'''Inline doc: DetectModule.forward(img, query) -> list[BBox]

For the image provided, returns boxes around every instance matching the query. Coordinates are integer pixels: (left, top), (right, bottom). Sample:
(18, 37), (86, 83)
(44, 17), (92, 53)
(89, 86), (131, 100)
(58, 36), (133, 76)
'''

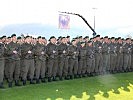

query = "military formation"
(0, 34), (133, 89)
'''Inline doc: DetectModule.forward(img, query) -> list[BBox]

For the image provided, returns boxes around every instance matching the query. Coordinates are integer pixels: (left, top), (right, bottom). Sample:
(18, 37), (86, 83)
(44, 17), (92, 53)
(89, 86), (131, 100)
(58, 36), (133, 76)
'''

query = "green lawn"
(0, 72), (133, 100)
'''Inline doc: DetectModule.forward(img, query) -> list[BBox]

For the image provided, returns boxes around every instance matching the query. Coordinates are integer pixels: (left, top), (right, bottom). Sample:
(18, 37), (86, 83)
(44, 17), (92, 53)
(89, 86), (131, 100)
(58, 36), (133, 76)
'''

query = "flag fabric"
(59, 14), (70, 29)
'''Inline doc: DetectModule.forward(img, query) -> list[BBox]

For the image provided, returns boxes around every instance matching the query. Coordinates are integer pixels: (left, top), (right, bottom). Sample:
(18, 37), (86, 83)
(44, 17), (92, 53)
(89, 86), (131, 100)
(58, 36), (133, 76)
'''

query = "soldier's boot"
(41, 78), (46, 83)
(74, 74), (78, 78)
(0, 82), (5, 89)
(23, 80), (26, 86)
(70, 75), (73, 79)
(53, 76), (57, 81)
(36, 79), (40, 84)
(15, 80), (21, 86)
(48, 77), (52, 82)
(59, 76), (63, 81)
(64, 76), (69, 80)
(8, 82), (12, 88)
(30, 79), (35, 84)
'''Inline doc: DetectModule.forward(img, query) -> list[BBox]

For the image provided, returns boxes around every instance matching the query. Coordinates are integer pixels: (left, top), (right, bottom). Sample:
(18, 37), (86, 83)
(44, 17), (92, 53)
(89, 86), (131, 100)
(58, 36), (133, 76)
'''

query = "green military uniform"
(94, 41), (103, 74)
(78, 42), (87, 77)
(21, 42), (35, 85)
(86, 42), (95, 76)
(6, 41), (21, 87)
(34, 42), (47, 83)
(110, 42), (117, 73)
(58, 42), (69, 80)
(0, 42), (5, 88)
(102, 42), (110, 73)
(47, 42), (58, 82)
(68, 44), (79, 79)
(116, 42), (124, 72)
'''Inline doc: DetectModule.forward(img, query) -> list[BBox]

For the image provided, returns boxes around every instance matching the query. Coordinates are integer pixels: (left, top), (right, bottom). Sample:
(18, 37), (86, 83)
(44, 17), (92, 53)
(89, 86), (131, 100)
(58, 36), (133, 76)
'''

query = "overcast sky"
(0, 0), (133, 38)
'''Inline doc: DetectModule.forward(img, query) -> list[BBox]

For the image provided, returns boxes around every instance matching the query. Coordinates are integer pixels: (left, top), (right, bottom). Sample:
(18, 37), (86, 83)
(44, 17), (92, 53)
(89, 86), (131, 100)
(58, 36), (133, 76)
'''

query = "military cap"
(66, 36), (70, 38)
(11, 34), (16, 37)
(50, 36), (56, 40)
(117, 37), (121, 40)
(84, 36), (89, 39)
(25, 35), (30, 39)
(96, 35), (100, 37)
(88, 40), (92, 43)
(126, 38), (130, 40)
(79, 36), (82, 38)
(42, 37), (45, 39)
(71, 39), (76, 42)
(111, 37), (115, 39)
(104, 36), (108, 38)
(17, 36), (21, 40)
(37, 36), (42, 39)
(7, 36), (11, 39)
(61, 37), (66, 40)
(80, 41), (85, 44)
(1, 35), (6, 39)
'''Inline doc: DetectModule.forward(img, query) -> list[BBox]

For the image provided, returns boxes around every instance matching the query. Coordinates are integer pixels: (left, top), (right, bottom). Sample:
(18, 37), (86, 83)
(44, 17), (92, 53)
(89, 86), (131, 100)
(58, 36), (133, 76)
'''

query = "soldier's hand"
(63, 50), (66, 54)
(53, 50), (56, 53)
(13, 50), (17, 54)
(74, 52), (76, 54)
(41, 51), (44, 55)
(28, 50), (32, 54)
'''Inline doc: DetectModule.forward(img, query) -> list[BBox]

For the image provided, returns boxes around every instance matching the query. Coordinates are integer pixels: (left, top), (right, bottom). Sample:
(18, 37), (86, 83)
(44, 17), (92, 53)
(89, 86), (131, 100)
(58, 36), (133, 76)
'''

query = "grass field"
(0, 72), (133, 100)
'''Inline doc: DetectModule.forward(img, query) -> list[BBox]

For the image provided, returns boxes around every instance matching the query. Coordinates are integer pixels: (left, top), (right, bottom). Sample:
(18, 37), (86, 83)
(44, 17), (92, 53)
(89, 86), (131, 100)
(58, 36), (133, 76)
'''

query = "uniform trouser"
(8, 60), (20, 82)
(0, 59), (4, 83)
(95, 53), (103, 73)
(69, 58), (78, 75)
(22, 59), (35, 80)
(58, 57), (68, 77)
(20, 59), (24, 78)
(103, 54), (109, 72)
(123, 54), (130, 70)
(78, 58), (86, 75)
(131, 54), (133, 69)
(4, 59), (9, 79)
(116, 53), (123, 71)
(86, 58), (95, 73)
(110, 53), (117, 71)
(47, 58), (58, 77)
(35, 59), (46, 79)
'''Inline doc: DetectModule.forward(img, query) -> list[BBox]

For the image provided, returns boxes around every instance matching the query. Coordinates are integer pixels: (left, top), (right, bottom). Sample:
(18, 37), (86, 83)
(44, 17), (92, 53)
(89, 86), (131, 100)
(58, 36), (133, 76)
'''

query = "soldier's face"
(12, 36), (17, 42)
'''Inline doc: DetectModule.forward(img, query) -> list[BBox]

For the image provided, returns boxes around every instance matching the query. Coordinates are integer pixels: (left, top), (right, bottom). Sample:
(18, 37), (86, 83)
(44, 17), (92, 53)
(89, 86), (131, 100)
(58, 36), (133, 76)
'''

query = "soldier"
(131, 39), (133, 71)
(110, 37), (117, 73)
(78, 42), (87, 77)
(68, 39), (79, 79)
(86, 41), (95, 76)
(21, 36), (35, 85)
(0, 37), (5, 89)
(93, 35), (103, 75)
(5, 34), (21, 87)
(123, 38), (132, 72)
(116, 37), (124, 72)
(34, 36), (47, 83)
(58, 37), (69, 80)
(102, 36), (110, 74)
(46, 36), (58, 82)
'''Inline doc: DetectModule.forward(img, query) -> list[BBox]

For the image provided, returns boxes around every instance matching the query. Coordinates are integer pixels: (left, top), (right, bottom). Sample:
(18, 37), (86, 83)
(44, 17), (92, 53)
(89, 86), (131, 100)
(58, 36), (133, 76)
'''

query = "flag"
(59, 14), (70, 29)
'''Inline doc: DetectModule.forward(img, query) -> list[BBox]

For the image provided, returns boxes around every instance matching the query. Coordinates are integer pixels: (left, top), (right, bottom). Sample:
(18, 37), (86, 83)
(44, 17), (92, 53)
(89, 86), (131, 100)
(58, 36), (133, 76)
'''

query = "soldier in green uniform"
(102, 36), (110, 74)
(34, 36), (47, 83)
(86, 41), (95, 76)
(21, 36), (35, 85)
(5, 34), (21, 87)
(0, 37), (5, 89)
(78, 42), (87, 77)
(68, 39), (79, 79)
(46, 36), (58, 82)
(58, 37), (69, 80)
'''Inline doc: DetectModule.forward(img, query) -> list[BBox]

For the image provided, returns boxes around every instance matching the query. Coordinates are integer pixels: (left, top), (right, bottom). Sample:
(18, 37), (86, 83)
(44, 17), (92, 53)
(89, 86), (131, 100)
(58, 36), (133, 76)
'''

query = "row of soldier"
(0, 34), (133, 89)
